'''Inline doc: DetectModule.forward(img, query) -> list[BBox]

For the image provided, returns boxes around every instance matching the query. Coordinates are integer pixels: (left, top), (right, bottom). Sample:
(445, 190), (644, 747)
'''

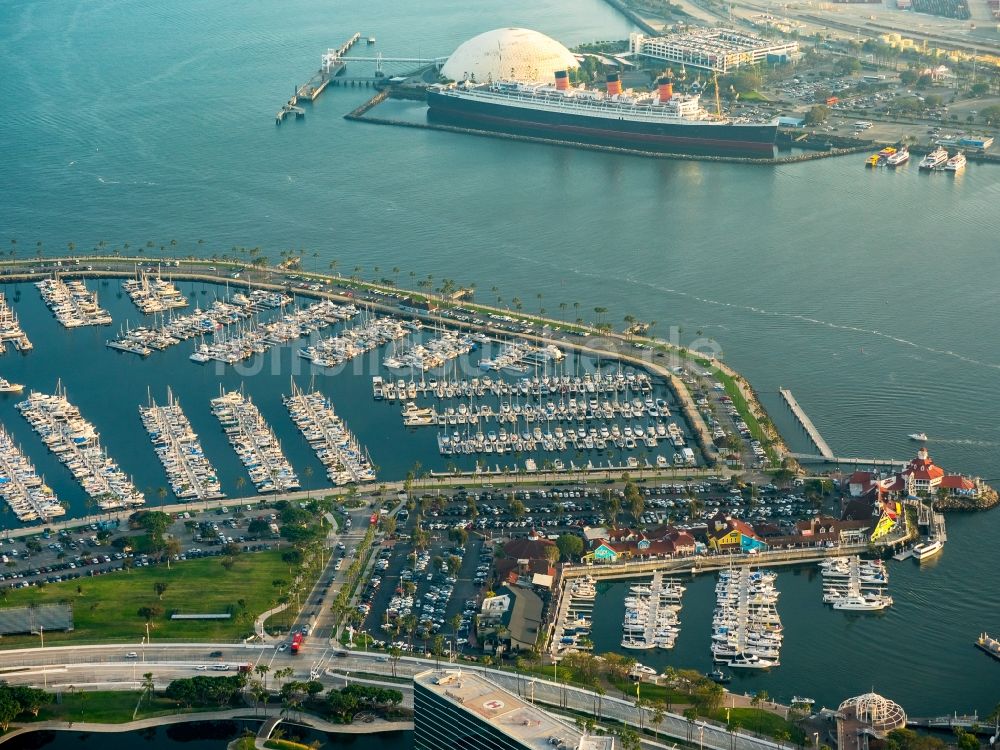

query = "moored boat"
(944, 152), (966, 172)
(919, 146), (948, 171)
(886, 147), (909, 166)
(427, 72), (778, 157)
(913, 538), (944, 561)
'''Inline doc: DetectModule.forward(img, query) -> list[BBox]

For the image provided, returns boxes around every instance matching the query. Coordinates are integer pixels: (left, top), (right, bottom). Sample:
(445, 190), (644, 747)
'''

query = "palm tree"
(236, 476), (246, 497)
(303, 465), (314, 499)
(255, 664), (270, 691)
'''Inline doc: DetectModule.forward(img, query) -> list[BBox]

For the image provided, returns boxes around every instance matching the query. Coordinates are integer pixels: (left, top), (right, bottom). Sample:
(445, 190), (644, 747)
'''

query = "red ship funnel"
(555, 70), (569, 91)
(605, 72), (622, 96)
(657, 77), (674, 102)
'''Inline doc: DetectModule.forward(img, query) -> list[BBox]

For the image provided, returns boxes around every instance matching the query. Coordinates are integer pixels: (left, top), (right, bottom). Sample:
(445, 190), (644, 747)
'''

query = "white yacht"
(0, 378), (24, 393)
(832, 593), (893, 611)
(913, 539), (944, 561)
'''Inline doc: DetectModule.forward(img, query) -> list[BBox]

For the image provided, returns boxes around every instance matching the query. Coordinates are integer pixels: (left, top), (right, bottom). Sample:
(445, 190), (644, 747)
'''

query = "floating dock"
(779, 387), (834, 459)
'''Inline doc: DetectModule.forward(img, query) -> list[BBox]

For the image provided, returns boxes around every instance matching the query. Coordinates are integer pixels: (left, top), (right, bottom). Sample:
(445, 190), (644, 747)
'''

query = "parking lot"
(0, 503), (284, 591)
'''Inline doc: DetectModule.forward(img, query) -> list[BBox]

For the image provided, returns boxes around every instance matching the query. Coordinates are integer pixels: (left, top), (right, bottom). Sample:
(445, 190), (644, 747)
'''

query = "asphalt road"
(0, 643), (784, 750)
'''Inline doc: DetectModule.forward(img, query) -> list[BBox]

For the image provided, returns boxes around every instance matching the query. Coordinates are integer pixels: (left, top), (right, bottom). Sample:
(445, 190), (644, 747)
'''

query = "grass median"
(0, 550), (290, 647)
(31, 690), (216, 724)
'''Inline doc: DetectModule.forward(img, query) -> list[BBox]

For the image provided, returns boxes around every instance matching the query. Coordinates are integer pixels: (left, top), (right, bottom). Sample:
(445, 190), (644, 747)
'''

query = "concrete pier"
(779, 387), (834, 459)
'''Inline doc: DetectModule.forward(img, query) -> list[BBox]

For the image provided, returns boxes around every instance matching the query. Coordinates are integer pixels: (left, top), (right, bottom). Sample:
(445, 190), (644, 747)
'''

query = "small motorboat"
(707, 669), (732, 684)
(908, 432), (928, 442)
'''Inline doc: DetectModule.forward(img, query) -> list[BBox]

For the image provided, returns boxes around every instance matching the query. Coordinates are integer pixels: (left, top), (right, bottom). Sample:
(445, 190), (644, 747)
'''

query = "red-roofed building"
(940, 475), (976, 492)
(901, 447), (945, 494)
(586, 524), (697, 562)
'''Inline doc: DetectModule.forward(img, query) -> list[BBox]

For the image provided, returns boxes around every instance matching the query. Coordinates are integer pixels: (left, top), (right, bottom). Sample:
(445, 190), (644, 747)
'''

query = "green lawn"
(32, 690), (209, 724)
(0, 550), (290, 647)
(707, 707), (807, 745)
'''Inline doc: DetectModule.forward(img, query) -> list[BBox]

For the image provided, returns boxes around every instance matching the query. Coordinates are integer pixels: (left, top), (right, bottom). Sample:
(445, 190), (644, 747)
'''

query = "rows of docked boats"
(433, 421), (694, 464)
(395, 393), (673, 427)
(478, 342), (566, 374)
(383, 330), (476, 372)
(283, 382), (376, 485)
(139, 389), (224, 501)
(297, 314), (407, 368)
(0, 293), (32, 353)
(122, 270), (189, 314)
(0, 425), (64, 522)
(621, 572), (686, 650)
(377, 370), (655, 401)
(190, 299), (353, 365)
(210, 390), (299, 493)
(36, 277), (113, 328)
(820, 556), (892, 611)
(919, 146), (966, 172)
(107, 291), (293, 356)
(15, 387), (144, 510)
(554, 575), (597, 655)
(711, 568), (783, 669)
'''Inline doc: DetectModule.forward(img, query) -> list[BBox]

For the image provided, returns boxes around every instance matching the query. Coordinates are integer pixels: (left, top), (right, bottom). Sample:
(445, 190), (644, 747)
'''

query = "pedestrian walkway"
(1, 706), (411, 746)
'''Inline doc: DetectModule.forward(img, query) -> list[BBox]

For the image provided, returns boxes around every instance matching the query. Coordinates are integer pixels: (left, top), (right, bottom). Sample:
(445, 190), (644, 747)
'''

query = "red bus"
(290, 632), (304, 654)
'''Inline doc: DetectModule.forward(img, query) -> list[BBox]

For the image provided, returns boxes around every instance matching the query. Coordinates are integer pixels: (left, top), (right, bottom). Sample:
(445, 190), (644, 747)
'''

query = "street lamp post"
(700, 724), (705, 750)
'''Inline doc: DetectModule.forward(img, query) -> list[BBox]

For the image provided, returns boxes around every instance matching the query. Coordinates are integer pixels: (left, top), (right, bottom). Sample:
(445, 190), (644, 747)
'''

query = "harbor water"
(0, 722), (411, 750)
(2, 0), (999, 720)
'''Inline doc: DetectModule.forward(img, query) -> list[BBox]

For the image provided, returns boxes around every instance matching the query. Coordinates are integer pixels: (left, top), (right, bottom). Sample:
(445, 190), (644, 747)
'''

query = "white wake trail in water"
(503, 249), (1000, 372)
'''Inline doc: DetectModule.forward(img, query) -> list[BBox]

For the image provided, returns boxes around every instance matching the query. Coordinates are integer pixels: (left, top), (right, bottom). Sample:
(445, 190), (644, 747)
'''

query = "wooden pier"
(789, 452), (908, 467)
(779, 387), (834, 459)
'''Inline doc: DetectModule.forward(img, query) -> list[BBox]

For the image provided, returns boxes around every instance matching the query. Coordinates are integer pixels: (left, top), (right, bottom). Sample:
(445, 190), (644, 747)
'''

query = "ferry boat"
(944, 152), (966, 172)
(886, 147), (909, 166)
(866, 146), (896, 167)
(975, 632), (1000, 661)
(919, 146), (948, 171)
(427, 73), (778, 157)
(913, 538), (944, 561)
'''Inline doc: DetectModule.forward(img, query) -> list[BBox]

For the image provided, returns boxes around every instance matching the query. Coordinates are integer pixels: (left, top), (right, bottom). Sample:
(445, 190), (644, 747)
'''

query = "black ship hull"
(426, 90), (777, 157)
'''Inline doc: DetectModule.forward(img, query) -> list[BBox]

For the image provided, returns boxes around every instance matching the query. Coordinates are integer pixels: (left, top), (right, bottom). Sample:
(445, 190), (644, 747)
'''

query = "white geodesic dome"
(441, 28), (579, 84)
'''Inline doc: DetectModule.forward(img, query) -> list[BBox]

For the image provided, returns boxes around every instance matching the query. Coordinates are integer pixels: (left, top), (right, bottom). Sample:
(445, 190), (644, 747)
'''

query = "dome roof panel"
(442, 28), (579, 84)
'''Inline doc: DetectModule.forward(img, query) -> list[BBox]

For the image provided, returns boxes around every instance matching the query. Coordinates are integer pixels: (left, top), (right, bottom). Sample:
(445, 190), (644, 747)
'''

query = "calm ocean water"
(1, 0), (999, 720)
